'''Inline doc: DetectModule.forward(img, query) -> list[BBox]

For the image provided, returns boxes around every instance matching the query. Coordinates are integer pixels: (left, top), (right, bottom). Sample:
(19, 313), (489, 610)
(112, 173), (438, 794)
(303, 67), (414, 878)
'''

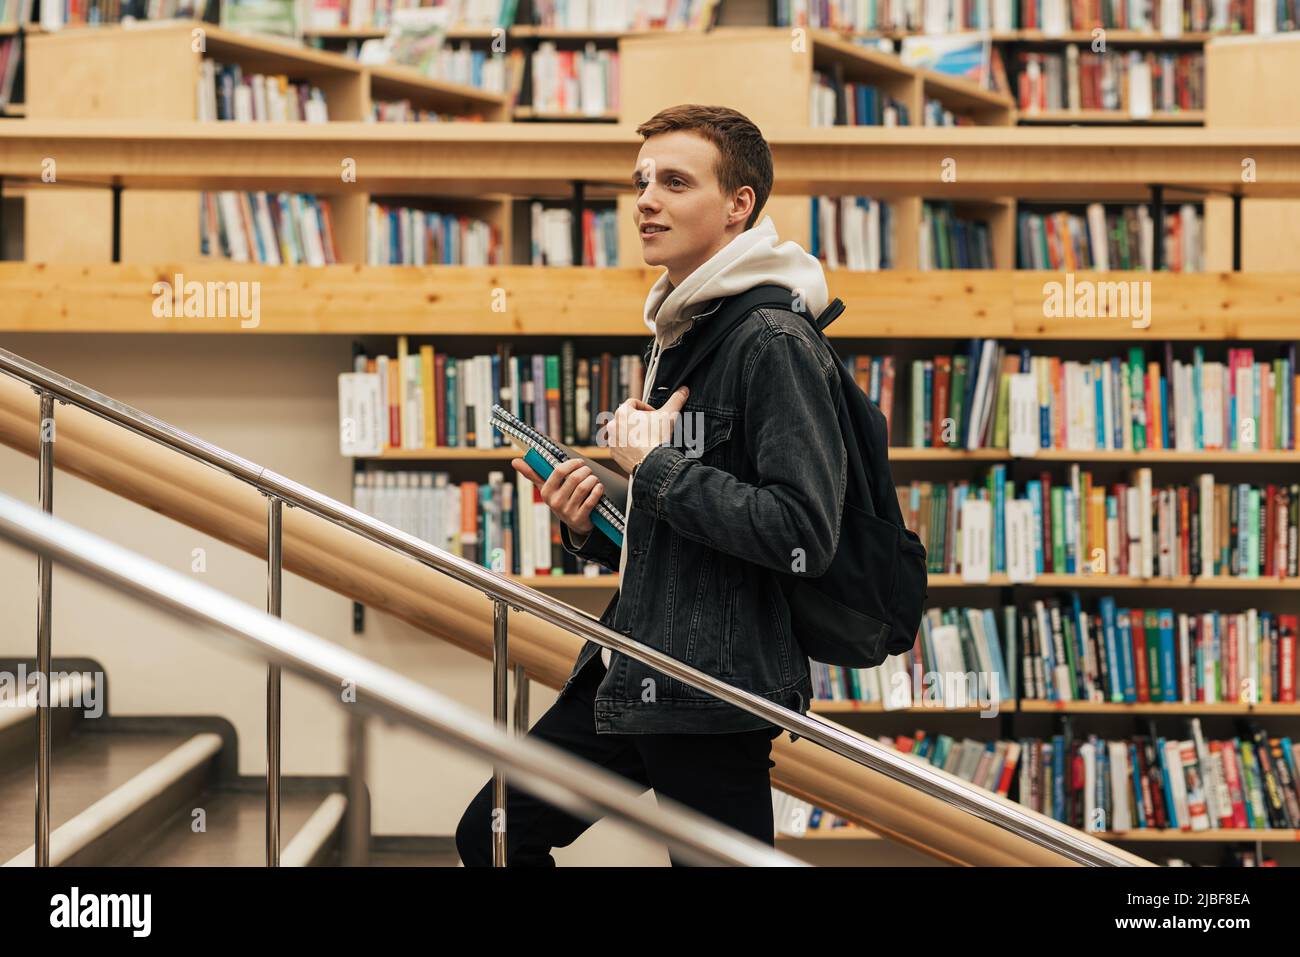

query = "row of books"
(197, 61), (330, 123)
(1021, 720), (1300, 833)
(1020, 595), (1299, 703)
(370, 98), (492, 121)
(1016, 49), (1204, 116)
(307, 0), (518, 30)
(396, 41), (511, 93)
(351, 468), (610, 577)
(1023, 0), (1295, 32)
(35, 0), (207, 28)
(529, 202), (618, 267)
(777, 0), (1297, 33)
(200, 192), (339, 265)
(366, 203), (502, 265)
(1017, 202), (1203, 272)
(813, 605), (1017, 706)
(908, 341), (1299, 452)
(923, 96), (975, 126)
(0, 0), (31, 26)
(810, 72), (911, 126)
(530, 0), (721, 29)
(810, 196), (898, 271)
(338, 338), (647, 455)
(814, 597), (1300, 705)
(843, 354), (898, 435)
(920, 202), (995, 270)
(903, 466), (1300, 581)
(528, 41), (618, 115)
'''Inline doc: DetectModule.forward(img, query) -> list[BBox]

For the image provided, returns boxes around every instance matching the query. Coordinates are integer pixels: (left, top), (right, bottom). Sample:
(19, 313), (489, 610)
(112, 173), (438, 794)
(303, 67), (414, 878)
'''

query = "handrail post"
(34, 391), (54, 868)
(345, 713), (368, 865)
(512, 663), (528, 734)
(266, 495), (282, 867)
(492, 599), (508, 867)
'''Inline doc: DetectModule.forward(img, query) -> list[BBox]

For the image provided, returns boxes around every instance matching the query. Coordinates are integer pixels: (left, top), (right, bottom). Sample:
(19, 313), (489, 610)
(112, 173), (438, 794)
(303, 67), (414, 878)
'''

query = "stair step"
(0, 729), (197, 864)
(120, 787), (343, 866)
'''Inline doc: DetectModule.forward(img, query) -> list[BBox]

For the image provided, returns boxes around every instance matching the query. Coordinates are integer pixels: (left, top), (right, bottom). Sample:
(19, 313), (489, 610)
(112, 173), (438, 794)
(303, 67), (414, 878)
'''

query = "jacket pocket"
(719, 560), (743, 676)
(682, 408), (734, 468)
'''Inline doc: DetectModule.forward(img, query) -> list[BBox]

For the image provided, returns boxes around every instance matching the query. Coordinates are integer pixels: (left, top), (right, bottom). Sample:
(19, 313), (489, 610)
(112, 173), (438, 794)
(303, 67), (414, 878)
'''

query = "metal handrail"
(0, 347), (1138, 865)
(0, 493), (800, 867)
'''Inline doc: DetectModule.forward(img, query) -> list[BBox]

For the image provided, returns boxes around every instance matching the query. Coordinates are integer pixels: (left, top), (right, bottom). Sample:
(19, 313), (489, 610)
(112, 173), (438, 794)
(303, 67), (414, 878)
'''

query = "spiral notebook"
(490, 404), (627, 548)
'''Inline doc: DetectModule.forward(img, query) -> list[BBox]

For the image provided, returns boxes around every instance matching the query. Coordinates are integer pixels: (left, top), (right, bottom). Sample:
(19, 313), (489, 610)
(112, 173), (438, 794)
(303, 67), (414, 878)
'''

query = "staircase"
(0, 657), (454, 867)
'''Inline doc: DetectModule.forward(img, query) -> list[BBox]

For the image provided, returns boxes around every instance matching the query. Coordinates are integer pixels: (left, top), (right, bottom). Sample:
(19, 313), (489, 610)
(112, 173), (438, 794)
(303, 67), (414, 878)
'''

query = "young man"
(456, 104), (846, 865)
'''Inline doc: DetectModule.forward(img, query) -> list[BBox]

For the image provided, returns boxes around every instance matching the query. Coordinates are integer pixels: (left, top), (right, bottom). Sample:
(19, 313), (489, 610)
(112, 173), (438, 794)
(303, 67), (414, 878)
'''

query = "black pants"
(455, 655), (779, 866)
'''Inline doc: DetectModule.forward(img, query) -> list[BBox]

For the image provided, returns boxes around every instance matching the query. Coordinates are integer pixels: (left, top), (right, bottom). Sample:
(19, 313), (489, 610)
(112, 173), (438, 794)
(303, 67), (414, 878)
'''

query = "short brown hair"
(636, 104), (772, 230)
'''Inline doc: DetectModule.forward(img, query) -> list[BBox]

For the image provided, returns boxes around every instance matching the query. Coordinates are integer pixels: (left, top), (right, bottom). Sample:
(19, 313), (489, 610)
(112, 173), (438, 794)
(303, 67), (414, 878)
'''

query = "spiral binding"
(490, 404), (626, 535)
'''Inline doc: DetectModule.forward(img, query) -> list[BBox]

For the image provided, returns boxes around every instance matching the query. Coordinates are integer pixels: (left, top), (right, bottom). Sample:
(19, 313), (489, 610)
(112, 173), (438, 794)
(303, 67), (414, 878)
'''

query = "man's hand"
(605, 385), (690, 474)
(511, 457), (604, 536)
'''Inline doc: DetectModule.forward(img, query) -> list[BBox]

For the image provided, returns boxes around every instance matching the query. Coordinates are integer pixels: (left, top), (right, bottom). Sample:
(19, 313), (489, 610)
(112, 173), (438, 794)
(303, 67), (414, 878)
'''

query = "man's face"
(632, 130), (747, 286)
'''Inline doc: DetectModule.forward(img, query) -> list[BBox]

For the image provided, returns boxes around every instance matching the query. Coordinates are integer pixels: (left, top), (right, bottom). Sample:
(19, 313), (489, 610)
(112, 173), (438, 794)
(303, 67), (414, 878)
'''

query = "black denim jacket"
(557, 299), (847, 737)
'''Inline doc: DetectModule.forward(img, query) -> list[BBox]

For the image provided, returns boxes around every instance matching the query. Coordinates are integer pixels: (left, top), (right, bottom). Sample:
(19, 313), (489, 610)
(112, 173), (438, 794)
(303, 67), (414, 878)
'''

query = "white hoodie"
(597, 215), (830, 668)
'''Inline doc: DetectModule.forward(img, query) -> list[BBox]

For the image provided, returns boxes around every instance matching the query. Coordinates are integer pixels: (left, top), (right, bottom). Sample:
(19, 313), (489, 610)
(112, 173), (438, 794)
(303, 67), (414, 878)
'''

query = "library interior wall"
(0, 332), (688, 865)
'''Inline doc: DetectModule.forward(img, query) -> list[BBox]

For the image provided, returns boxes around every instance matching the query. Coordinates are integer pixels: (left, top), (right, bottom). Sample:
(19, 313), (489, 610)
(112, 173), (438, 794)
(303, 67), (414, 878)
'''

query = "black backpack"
(658, 284), (928, 669)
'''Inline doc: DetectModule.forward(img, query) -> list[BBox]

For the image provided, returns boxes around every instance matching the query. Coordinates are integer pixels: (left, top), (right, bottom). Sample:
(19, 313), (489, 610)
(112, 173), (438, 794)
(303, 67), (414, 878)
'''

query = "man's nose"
(637, 183), (661, 213)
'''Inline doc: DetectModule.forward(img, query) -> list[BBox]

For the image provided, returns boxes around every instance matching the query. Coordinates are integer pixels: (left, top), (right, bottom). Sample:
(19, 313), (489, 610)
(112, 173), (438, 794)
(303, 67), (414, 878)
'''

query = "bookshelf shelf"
(1019, 701), (1300, 715)
(811, 699), (1016, 714)
(1100, 828), (1300, 842)
(363, 446), (613, 461)
(926, 573), (1300, 589)
(1011, 30), (1213, 43)
(1019, 109), (1205, 125)
(888, 448), (1011, 461)
(779, 826), (1299, 842)
(893, 449), (1300, 464)
(7, 121), (1300, 199)
(6, 265), (1300, 337)
(513, 107), (620, 121)
(493, 566), (1300, 590)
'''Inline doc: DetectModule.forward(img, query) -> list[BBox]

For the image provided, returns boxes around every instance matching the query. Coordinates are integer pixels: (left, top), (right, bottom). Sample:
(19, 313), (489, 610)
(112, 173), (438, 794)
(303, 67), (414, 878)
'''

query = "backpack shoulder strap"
(654, 284), (808, 398)
(814, 298), (845, 332)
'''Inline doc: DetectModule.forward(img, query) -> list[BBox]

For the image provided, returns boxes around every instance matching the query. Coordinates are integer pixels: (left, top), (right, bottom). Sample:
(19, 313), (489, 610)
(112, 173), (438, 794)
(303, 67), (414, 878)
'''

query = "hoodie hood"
(641, 214), (830, 359)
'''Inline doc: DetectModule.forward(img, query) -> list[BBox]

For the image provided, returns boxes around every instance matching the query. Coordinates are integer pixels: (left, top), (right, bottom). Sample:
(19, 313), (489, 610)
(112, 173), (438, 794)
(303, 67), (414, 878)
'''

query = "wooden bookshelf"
(21, 21), (508, 264)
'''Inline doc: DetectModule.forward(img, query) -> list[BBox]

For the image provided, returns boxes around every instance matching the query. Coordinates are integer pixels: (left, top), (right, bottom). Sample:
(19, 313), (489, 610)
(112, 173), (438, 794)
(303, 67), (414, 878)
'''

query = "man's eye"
(668, 178), (685, 188)
(634, 178), (647, 190)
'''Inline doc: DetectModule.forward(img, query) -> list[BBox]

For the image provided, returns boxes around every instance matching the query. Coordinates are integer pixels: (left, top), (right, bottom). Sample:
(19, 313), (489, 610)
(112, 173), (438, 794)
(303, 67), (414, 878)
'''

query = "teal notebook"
(490, 404), (627, 548)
